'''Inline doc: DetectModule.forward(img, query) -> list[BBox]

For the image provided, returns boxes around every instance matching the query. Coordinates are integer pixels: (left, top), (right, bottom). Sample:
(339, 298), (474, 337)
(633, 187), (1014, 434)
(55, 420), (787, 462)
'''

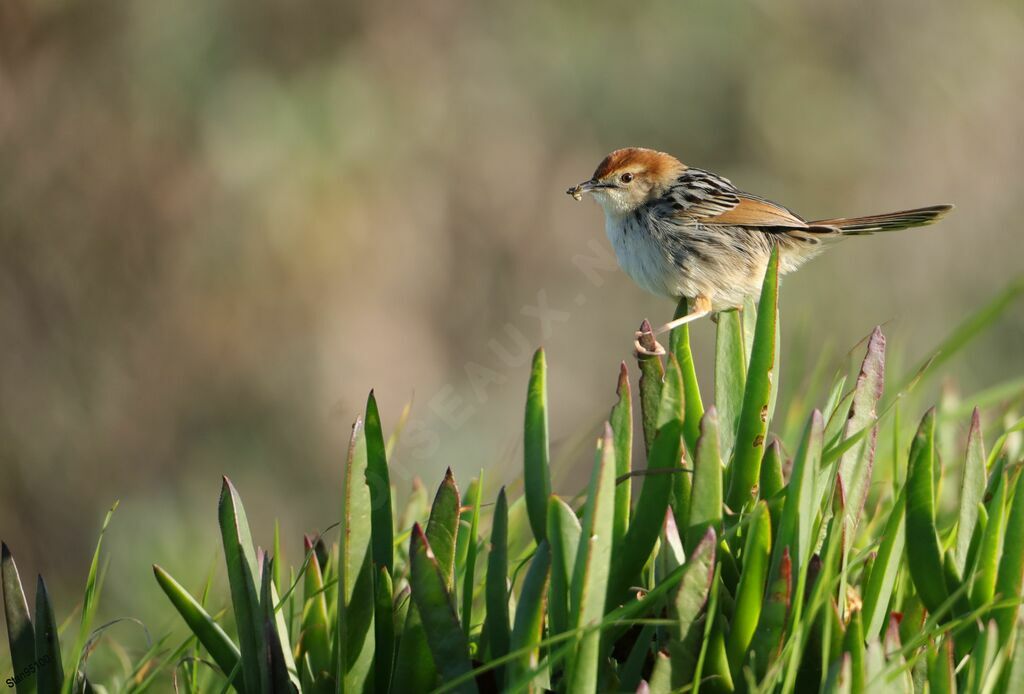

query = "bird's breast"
(603, 212), (677, 298)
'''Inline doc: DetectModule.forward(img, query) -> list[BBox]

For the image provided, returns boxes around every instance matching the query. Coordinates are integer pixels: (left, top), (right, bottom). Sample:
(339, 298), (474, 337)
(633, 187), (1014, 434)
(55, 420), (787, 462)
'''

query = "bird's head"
(567, 147), (686, 216)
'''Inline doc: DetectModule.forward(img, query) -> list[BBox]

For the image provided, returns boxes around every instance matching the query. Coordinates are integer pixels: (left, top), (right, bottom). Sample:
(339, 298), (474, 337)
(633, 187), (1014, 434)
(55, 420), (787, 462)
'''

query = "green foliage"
(8, 276), (1024, 693)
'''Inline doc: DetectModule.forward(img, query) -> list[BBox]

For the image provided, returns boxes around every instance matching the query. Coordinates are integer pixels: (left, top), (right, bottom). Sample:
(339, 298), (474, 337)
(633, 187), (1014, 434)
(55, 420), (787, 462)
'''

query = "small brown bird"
(567, 147), (952, 355)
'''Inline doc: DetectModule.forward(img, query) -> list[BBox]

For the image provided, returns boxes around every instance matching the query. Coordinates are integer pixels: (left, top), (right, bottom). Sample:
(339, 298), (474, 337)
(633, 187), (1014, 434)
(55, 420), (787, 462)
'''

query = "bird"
(566, 147), (952, 356)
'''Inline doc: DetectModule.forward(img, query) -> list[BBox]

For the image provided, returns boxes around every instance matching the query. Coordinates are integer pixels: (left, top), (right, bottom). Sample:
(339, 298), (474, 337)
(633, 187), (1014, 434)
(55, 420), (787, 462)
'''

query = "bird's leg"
(633, 296), (713, 357)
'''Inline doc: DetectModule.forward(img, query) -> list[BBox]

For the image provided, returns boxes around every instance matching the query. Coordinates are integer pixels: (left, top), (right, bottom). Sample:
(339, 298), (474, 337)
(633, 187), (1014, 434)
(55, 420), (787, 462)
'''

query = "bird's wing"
(662, 169), (810, 230)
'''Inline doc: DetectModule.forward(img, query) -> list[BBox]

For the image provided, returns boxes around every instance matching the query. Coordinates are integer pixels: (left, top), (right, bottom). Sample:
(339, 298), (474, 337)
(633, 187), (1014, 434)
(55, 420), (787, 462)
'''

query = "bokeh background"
(2, 0), (1022, 679)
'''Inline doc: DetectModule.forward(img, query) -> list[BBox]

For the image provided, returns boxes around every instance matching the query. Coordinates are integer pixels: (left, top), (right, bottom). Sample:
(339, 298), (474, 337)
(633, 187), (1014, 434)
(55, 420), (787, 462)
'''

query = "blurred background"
(1, 0), (1022, 677)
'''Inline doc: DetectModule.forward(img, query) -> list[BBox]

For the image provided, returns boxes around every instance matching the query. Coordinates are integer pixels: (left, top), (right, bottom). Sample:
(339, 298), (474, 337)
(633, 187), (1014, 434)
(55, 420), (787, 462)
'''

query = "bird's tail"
(808, 204), (953, 236)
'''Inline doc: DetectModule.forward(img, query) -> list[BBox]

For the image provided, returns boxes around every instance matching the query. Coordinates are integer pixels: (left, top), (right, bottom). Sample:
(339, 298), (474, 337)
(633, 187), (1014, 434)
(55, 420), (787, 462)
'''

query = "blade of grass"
(971, 471), (1008, 610)
(261, 558), (298, 692)
(905, 409), (950, 614)
(365, 391), (394, 576)
(374, 566), (394, 694)
(606, 419), (683, 606)
(759, 439), (785, 500)
(408, 524), (478, 693)
(715, 308), (746, 461)
(426, 469), (461, 591)
(1, 543), (36, 694)
(566, 424), (617, 693)
(335, 417), (375, 691)
(685, 408), (723, 554)
(218, 478), (265, 694)
(861, 491), (906, 638)
(153, 565), (244, 692)
(546, 496), (581, 641)
(726, 246), (779, 510)
(34, 576), (64, 693)
(62, 501), (118, 694)
(667, 528), (717, 688)
(485, 487), (511, 684)
(524, 348), (552, 544)
(955, 409), (988, 575)
(772, 409), (823, 626)
(508, 540), (551, 692)
(298, 536), (330, 689)
(926, 637), (955, 694)
(609, 363), (633, 551)
(461, 471), (483, 641)
(838, 328), (886, 552)
(670, 297), (705, 455)
(727, 501), (771, 676)
(637, 320), (666, 454)
(661, 356), (692, 530)
(994, 467), (1024, 648)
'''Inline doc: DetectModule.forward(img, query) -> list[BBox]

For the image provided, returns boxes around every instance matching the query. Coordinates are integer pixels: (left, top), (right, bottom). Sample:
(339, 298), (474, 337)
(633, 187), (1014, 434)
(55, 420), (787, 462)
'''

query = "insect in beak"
(566, 179), (614, 201)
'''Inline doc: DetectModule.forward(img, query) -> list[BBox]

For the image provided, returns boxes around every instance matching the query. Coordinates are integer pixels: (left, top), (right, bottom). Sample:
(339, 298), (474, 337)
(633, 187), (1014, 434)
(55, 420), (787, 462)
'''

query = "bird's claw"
(633, 330), (666, 358)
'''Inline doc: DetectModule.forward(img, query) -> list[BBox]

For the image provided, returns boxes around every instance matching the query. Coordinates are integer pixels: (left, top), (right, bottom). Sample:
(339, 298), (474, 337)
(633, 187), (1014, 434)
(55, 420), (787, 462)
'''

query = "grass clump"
(6, 257), (1024, 693)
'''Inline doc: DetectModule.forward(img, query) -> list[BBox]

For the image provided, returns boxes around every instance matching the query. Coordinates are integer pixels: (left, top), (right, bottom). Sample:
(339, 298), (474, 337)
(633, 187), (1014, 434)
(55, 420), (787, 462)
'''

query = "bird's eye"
(620, 172), (634, 183)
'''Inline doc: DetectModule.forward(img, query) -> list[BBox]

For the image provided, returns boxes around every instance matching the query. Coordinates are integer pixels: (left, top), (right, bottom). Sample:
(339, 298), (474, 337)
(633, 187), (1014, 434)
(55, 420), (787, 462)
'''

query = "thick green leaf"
(971, 471), (1008, 610)
(365, 391), (394, 576)
(726, 246), (779, 510)
(619, 623), (656, 692)
(34, 576), (63, 694)
(842, 609), (866, 694)
(750, 547), (791, 678)
(298, 536), (330, 690)
(546, 495), (581, 640)
(390, 603), (432, 693)
(261, 557), (298, 692)
(218, 477), (266, 694)
(685, 408), (723, 554)
(508, 540), (551, 692)
(2, 543), (36, 694)
(566, 424), (617, 693)
(727, 501), (771, 675)
(647, 651), (673, 694)
(408, 524), (478, 694)
(715, 308), (746, 462)
(772, 409), (823, 625)
(609, 363), (633, 550)
(759, 439), (785, 500)
(524, 348), (552, 543)
(670, 297), (705, 455)
(905, 409), (950, 614)
(667, 528), (717, 688)
(637, 320), (666, 454)
(838, 327), (886, 550)
(336, 417), (375, 691)
(607, 418), (683, 606)
(657, 354), (685, 430)
(153, 564), (244, 692)
(954, 409), (987, 575)
(461, 472), (483, 641)
(994, 468), (1024, 647)
(373, 566), (394, 694)
(485, 487), (510, 681)
(426, 469), (461, 591)
(926, 637), (955, 694)
(861, 491), (906, 638)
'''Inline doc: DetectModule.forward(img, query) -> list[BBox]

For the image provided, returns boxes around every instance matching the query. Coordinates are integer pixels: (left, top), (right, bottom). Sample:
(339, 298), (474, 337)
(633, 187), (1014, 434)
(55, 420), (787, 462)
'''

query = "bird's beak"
(566, 179), (614, 201)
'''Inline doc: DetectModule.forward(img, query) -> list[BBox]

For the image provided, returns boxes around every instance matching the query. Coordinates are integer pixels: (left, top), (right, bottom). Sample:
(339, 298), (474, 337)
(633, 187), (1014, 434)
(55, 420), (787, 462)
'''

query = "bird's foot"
(634, 322), (666, 358)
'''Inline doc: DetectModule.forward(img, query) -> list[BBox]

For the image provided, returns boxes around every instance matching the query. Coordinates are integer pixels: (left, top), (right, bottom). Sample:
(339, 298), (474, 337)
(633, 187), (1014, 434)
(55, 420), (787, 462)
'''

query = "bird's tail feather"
(808, 204), (953, 236)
